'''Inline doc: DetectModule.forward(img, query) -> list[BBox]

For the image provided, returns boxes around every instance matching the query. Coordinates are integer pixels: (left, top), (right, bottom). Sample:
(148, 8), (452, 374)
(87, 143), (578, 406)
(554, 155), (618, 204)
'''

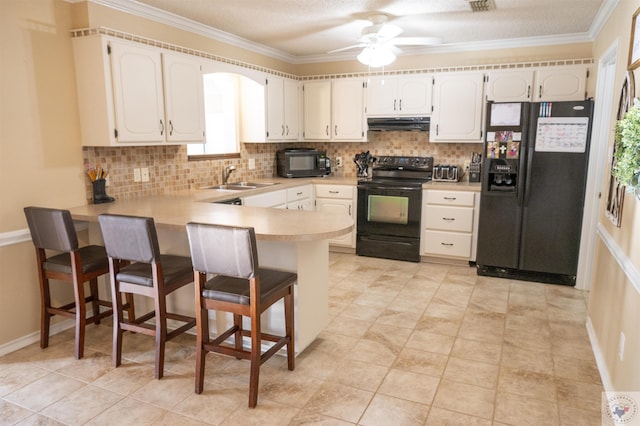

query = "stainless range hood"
(367, 116), (430, 131)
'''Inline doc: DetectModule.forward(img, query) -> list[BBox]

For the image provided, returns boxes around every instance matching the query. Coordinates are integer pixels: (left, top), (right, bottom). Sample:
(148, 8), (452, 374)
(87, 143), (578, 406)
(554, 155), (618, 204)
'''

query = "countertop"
(68, 176), (479, 241)
(191, 175), (480, 205)
(68, 191), (353, 242)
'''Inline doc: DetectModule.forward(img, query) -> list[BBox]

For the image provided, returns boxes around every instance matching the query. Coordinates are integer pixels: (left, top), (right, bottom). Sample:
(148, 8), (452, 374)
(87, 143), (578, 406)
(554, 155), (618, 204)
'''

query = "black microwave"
(276, 148), (330, 178)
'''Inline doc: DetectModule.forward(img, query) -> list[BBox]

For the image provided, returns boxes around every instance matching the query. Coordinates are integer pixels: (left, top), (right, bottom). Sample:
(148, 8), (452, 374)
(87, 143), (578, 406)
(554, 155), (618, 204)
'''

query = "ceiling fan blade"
(390, 36), (443, 46)
(327, 43), (365, 54)
(376, 23), (403, 40)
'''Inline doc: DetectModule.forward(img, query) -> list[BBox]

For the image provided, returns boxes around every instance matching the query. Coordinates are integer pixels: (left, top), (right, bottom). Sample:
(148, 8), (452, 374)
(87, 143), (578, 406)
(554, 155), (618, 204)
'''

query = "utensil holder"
(92, 179), (115, 204)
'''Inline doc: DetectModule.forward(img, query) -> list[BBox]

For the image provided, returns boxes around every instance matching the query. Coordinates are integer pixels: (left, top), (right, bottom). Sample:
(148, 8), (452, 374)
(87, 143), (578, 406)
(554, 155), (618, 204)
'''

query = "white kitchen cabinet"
(485, 69), (535, 102)
(366, 74), (433, 116)
(533, 65), (588, 102)
(72, 36), (205, 146)
(431, 72), (485, 143)
(303, 79), (366, 142)
(315, 184), (356, 248)
(266, 76), (299, 141)
(332, 78), (366, 141)
(162, 52), (206, 142)
(242, 189), (287, 209)
(421, 189), (479, 261)
(286, 185), (313, 210)
(303, 81), (331, 140)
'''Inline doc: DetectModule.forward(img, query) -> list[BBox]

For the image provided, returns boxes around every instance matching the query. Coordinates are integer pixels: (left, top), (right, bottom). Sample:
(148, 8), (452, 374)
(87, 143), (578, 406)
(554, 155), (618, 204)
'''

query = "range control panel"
(375, 156), (434, 171)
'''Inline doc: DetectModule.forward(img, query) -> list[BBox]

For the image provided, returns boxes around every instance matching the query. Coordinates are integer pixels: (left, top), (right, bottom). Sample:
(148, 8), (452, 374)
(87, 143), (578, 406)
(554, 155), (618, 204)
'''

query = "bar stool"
(98, 214), (196, 379)
(186, 222), (296, 407)
(23, 206), (114, 359)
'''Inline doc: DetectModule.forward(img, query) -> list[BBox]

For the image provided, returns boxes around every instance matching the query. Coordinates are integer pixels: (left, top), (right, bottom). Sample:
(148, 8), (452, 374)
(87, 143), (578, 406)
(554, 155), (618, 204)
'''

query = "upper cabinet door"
(303, 81), (331, 140)
(109, 39), (165, 143)
(431, 72), (485, 143)
(332, 78), (366, 141)
(366, 75), (432, 116)
(485, 70), (534, 102)
(283, 79), (300, 140)
(533, 66), (587, 101)
(366, 77), (397, 116)
(266, 76), (285, 140)
(162, 52), (205, 142)
(397, 75), (433, 115)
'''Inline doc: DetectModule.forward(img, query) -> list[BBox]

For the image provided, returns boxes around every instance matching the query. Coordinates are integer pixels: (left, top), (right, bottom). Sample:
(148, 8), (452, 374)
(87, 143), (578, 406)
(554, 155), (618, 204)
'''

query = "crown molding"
(81, 0), (613, 66)
(84, 0), (296, 63)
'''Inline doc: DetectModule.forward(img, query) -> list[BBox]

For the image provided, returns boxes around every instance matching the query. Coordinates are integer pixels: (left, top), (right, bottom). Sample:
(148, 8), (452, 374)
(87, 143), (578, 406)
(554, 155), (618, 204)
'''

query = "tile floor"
(0, 252), (604, 425)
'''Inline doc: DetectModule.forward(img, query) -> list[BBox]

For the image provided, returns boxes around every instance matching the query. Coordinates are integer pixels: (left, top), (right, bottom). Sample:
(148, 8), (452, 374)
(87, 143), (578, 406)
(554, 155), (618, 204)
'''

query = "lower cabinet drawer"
(424, 206), (474, 232)
(422, 230), (472, 258)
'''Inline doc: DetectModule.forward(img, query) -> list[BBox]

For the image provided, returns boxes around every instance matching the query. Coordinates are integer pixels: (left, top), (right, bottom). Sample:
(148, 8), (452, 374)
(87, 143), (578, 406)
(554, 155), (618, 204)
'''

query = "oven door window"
(367, 195), (409, 224)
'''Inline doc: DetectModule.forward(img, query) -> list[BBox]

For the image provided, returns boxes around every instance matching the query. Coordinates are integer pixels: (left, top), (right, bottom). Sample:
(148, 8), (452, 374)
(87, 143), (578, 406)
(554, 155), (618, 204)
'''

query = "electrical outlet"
(141, 167), (149, 182)
(248, 158), (256, 170)
(336, 156), (343, 167)
(133, 168), (141, 182)
(464, 160), (471, 170)
(619, 332), (626, 361)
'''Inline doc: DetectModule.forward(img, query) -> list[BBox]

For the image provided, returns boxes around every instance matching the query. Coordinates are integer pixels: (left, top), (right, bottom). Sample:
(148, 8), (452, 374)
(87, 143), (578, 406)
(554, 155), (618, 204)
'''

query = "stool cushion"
(116, 254), (193, 287)
(44, 245), (109, 274)
(202, 268), (297, 305)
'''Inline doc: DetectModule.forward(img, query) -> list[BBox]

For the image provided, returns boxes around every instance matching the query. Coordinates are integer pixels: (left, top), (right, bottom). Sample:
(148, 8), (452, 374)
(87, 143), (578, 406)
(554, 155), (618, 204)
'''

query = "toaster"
(433, 165), (460, 182)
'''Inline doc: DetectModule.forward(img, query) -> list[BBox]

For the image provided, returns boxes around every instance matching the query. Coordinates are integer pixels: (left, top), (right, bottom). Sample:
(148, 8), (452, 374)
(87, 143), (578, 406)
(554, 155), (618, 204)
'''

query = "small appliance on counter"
(468, 152), (482, 183)
(432, 164), (461, 182)
(276, 148), (330, 178)
(353, 151), (376, 178)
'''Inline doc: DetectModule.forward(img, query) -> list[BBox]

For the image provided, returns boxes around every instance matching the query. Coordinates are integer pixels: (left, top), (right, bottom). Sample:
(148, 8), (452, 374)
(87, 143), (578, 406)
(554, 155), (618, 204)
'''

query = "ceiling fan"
(328, 14), (442, 67)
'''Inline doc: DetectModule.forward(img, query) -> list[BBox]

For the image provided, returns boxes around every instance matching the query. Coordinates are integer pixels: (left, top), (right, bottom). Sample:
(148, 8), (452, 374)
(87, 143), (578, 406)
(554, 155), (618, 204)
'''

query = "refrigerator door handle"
(523, 137), (536, 207)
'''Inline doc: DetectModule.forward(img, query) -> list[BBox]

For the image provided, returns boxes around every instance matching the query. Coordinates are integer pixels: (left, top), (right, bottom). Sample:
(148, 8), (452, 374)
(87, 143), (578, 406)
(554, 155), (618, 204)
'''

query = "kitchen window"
(188, 73), (241, 158)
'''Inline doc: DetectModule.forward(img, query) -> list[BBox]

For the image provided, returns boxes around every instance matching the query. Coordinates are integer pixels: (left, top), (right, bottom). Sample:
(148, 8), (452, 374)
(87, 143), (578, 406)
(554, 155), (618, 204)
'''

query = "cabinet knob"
(169, 120), (174, 136)
(282, 125), (285, 136)
(159, 119), (165, 136)
(326, 125), (329, 136)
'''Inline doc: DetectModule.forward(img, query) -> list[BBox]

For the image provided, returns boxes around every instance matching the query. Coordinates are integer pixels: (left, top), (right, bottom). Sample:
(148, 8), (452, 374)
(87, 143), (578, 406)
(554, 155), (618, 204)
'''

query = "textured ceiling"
(109, 0), (607, 61)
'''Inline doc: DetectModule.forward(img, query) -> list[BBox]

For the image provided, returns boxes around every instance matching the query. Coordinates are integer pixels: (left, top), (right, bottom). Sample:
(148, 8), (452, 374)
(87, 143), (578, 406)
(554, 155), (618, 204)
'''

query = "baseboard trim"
(586, 316), (614, 392)
(0, 318), (75, 357)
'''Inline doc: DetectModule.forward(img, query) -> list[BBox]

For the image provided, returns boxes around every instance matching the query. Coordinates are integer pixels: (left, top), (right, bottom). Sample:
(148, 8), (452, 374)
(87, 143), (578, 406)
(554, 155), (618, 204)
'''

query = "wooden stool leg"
(73, 274), (86, 360)
(233, 314), (243, 357)
(285, 290), (295, 371)
(195, 301), (208, 393)
(39, 276), (51, 350)
(248, 314), (261, 408)
(110, 272), (124, 368)
(89, 278), (101, 324)
(125, 293), (136, 323)
(154, 292), (167, 379)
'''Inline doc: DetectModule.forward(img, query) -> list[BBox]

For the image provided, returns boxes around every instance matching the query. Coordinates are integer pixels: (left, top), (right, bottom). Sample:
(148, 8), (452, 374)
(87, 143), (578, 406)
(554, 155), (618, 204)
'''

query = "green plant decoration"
(614, 98), (640, 199)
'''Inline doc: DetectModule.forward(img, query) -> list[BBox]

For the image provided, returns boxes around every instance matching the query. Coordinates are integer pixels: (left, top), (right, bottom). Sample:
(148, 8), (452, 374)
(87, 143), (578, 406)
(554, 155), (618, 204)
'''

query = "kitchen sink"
(228, 181), (279, 188)
(200, 182), (279, 191)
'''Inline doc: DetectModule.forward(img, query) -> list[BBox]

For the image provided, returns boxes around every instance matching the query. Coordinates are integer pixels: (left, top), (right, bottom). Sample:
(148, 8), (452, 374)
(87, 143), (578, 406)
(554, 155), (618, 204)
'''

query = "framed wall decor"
(629, 7), (640, 70)
(606, 70), (635, 227)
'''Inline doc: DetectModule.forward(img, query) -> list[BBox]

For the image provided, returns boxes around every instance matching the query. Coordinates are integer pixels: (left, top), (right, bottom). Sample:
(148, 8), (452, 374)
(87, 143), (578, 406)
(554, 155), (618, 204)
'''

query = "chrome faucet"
(222, 165), (236, 185)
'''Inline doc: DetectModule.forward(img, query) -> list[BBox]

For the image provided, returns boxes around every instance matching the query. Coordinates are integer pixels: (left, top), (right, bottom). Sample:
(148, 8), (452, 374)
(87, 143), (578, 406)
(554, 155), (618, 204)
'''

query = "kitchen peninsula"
(67, 191), (353, 354)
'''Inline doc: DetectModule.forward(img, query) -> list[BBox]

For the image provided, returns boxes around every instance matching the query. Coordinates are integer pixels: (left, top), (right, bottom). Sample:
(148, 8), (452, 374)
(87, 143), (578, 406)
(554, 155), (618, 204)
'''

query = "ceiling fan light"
(357, 44), (396, 67)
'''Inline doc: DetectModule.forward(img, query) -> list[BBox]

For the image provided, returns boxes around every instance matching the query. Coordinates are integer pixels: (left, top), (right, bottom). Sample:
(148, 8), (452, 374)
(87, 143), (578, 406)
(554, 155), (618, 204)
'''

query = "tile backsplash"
(83, 132), (481, 201)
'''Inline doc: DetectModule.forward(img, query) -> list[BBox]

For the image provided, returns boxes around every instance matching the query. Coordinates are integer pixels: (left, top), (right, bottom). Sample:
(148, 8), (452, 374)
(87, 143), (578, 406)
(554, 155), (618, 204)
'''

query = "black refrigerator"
(476, 100), (593, 285)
